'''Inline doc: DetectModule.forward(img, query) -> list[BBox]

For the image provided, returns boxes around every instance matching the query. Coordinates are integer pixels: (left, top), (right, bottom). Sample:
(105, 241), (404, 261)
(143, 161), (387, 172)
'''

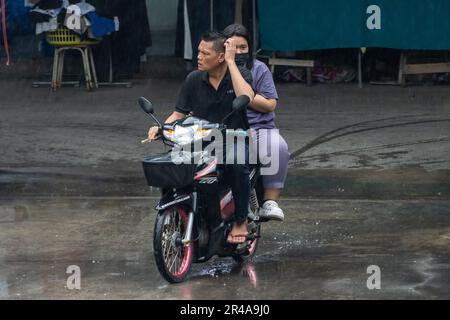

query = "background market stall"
(257, 0), (450, 87)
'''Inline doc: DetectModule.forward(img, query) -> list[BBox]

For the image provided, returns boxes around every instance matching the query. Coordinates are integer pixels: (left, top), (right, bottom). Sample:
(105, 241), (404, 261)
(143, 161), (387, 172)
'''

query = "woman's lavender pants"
(251, 129), (290, 189)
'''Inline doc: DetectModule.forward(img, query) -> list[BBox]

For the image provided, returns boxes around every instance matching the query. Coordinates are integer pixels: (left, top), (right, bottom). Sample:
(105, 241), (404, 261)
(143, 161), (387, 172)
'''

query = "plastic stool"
(47, 27), (99, 91)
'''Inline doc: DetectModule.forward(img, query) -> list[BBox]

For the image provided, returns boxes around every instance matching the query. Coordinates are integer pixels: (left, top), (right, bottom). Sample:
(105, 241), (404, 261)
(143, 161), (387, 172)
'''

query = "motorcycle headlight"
(193, 128), (213, 141)
(164, 124), (212, 145)
(163, 129), (175, 141)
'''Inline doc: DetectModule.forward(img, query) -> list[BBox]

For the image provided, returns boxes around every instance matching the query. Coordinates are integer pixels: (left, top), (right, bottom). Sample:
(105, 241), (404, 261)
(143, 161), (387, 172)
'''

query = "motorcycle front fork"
(182, 191), (197, 246)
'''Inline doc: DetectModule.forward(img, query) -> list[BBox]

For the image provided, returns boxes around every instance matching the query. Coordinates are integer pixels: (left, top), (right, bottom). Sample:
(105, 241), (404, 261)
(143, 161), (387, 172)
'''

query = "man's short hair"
(201, 31), (226, 53)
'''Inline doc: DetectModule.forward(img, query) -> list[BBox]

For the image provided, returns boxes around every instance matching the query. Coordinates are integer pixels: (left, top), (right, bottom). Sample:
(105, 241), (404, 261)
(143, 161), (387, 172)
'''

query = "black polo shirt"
(174, 66), (253, 129)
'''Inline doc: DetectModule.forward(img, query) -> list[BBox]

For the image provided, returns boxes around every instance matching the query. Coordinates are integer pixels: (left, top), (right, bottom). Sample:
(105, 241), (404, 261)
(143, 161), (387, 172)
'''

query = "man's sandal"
(227, 233), (248, 244)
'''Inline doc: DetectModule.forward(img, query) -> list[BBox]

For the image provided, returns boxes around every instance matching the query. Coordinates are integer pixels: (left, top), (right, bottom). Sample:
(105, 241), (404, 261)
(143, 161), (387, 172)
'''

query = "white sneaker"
(258, 200), (285, 221)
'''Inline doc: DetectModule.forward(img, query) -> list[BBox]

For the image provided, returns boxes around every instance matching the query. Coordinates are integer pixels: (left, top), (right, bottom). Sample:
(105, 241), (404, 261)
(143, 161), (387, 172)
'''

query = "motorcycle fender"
(155, 194), (192, 212)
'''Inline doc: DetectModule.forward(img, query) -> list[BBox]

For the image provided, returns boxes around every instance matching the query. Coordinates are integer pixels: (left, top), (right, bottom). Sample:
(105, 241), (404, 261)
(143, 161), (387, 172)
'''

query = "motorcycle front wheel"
(153, 206), (194, 283)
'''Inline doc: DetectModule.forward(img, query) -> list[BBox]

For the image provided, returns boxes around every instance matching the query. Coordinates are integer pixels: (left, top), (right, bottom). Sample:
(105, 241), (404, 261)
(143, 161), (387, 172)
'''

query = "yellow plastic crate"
(46, 27), (99, 46)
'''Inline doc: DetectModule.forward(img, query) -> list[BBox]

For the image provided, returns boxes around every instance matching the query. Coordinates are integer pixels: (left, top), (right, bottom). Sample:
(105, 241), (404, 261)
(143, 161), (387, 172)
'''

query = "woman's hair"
(222, 23), (254, 70)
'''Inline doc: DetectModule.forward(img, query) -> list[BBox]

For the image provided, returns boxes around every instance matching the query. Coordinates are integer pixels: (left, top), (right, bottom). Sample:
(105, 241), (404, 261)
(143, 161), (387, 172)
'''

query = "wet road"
(1, 81), (450, 299)
(0, 196), (448, 299)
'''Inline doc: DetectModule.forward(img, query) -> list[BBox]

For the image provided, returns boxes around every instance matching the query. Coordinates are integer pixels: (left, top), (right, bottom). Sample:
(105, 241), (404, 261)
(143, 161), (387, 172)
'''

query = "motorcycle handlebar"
(141, 132), (162, 144)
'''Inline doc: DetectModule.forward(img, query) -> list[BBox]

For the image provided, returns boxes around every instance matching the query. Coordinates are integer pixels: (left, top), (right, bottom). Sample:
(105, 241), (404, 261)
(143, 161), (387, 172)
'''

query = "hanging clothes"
(63, 11), (87, 35)
(212, 0), (236, 31)
(68, 1), (95, 15)
(5, 0), (34, 35)
(188, 0), (209, 62)
(92, 0), (152, 80)
(35, 0), (63, 10)
(30, 1), (64, 30)
(175, 0), (236, 61)
(29, 0), (118, 39)
(175, 0), (208, 61)
(85, 12), (118, 38)
(182, 0), (192, 60)
(36, 16), (58, 34)
(30, 11), (55, 24)
(30, 7), (62, 18)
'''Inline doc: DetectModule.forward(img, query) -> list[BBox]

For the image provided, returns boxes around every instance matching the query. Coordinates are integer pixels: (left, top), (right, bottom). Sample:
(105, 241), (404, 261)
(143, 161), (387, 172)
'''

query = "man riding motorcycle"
(147, 31), (255, 244)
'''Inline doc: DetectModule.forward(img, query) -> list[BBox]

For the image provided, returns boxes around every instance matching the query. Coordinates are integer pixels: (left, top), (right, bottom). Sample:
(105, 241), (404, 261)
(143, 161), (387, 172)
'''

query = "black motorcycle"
(139, 96), (265, 283)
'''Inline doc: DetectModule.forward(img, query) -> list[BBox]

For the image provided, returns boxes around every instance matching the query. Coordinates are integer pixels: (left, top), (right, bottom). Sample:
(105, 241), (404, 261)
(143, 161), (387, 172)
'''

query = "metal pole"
(358, 49), (363, 88)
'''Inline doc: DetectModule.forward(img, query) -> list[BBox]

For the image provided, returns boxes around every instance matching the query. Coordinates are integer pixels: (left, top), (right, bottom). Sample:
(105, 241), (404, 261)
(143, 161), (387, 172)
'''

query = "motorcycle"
(139, 96), (265, 283)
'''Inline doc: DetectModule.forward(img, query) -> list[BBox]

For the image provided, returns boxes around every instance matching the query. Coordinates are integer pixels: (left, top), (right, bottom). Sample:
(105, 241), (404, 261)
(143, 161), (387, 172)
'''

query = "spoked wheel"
(153, 206), (193, 283)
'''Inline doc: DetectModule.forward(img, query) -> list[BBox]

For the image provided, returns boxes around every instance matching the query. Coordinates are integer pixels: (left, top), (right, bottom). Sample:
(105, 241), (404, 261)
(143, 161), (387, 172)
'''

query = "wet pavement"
(1, 80), (450, 299)
(0, 196), (449, 299)
(1, 79), (450, 172)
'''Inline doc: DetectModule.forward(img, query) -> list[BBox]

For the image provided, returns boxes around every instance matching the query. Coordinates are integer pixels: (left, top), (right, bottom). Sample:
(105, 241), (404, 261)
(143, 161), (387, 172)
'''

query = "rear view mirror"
(232, 95), (251, 112)
(138, 97), (162, 128)
(139, 97), (154, 114)
(222, 95), (251, 124)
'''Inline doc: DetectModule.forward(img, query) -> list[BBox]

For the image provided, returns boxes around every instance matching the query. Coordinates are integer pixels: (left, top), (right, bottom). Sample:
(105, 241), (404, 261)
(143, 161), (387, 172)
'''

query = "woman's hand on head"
(224, 38), (237, 64)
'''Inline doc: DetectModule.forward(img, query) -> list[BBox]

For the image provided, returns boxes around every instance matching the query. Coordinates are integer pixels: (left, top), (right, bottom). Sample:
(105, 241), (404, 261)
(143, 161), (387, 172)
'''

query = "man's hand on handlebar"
(143, 126), (160, 144)
(142, 111), (187, 144)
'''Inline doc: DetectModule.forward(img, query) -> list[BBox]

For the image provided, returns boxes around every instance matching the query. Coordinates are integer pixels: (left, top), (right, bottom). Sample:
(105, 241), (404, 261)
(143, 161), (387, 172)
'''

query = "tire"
(153, 206), (194, 283)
